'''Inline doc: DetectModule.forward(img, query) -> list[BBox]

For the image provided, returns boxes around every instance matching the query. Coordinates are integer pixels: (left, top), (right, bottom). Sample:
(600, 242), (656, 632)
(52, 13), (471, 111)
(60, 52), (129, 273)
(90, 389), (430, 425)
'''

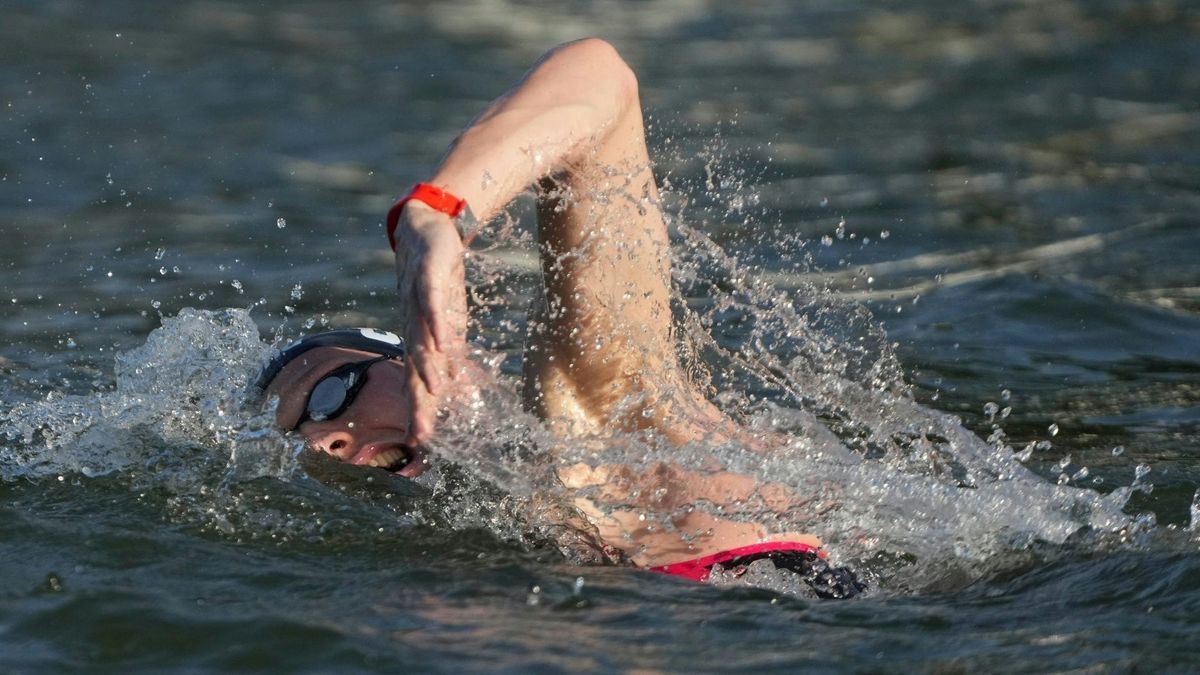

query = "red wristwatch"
(386, 183), (478, 250)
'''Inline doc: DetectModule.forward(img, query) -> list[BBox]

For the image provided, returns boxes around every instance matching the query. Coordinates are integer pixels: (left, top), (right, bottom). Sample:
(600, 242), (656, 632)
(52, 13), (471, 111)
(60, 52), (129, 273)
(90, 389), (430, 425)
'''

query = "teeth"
(366, 448), (404, 468)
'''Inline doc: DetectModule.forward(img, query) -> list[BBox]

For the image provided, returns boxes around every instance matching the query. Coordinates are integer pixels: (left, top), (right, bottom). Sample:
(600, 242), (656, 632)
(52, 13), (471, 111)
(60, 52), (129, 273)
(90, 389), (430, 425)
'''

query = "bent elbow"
(555, 38), (640, 112)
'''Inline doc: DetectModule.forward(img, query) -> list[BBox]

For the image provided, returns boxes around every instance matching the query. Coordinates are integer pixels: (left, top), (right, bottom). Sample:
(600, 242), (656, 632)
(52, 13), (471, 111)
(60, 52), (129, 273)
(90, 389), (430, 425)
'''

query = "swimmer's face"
(265, 346), (427, 477)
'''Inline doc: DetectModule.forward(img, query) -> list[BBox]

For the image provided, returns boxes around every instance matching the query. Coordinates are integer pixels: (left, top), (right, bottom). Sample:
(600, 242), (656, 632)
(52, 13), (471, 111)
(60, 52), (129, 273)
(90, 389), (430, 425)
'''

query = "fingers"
(407, 307), (444, 396)
(393, 206), (469, 446)
(400, 260), (449, 448)
(404, 351), (438, 445)
(415, 252), (468, 365)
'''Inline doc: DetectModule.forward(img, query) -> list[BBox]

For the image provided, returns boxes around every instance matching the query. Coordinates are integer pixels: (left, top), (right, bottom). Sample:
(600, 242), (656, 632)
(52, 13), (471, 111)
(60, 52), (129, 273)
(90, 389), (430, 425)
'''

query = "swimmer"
(258, 39), (863, 597)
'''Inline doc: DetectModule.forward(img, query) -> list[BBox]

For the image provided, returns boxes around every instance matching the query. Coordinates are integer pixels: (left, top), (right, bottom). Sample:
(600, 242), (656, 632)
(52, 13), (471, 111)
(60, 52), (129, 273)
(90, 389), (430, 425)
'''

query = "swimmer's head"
(256, 328), (426, 476)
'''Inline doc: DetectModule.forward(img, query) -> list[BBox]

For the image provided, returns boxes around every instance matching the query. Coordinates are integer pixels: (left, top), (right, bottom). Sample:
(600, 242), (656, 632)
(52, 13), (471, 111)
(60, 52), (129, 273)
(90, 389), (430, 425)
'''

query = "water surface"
(3, 0), (1199, 671)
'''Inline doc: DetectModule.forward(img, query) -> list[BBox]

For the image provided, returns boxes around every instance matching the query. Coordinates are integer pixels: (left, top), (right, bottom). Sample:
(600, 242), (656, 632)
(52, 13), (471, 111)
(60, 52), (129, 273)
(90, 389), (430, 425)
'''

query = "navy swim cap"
(254, 328), (406, 392)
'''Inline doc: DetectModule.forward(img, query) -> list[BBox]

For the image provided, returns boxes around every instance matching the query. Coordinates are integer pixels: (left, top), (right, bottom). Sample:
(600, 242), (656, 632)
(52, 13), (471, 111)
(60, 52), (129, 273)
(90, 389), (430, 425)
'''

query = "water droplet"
(154, 247), (166, 260)
(982, 401), (999, 420)
(1189, 489), (1200, 531)
(41, 573), (64, 593)
(276, 217), (287, 229)
(1111, 445), (1124, 457)
(1047, 423), (1059, 437)
(1000, 388), (1011, 401)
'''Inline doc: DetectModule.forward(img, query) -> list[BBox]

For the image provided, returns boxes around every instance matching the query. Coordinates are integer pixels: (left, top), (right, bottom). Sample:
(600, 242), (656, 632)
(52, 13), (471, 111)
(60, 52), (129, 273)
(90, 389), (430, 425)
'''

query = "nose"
(308, 427), (357, 461)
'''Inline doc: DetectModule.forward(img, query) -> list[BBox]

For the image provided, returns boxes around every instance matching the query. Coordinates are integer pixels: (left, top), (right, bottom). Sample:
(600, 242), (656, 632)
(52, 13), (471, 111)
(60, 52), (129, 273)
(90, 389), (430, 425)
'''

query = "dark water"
(3, 0), (1200, 671)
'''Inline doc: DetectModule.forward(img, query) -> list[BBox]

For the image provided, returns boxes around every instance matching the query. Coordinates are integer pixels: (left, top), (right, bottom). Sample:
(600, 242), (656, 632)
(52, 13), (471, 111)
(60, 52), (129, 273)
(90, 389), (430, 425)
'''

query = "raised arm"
(393, 38), (724, 444)
(392, 40), (823, 567)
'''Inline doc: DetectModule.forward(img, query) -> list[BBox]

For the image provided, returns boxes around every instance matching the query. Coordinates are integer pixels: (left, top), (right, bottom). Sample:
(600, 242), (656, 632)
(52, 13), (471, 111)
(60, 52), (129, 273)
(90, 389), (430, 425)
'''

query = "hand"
(392, 200), (470, 445)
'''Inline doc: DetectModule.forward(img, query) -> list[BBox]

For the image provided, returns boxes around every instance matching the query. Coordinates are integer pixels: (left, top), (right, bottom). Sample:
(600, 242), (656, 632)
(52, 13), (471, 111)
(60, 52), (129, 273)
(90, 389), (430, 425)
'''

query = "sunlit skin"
(277, 39), (824, 568)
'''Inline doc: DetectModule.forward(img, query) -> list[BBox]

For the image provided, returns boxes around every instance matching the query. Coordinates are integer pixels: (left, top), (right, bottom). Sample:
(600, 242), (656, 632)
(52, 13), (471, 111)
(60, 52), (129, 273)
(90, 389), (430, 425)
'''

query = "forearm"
(425, 38), (639, 220)
(389, 39), (642, 444)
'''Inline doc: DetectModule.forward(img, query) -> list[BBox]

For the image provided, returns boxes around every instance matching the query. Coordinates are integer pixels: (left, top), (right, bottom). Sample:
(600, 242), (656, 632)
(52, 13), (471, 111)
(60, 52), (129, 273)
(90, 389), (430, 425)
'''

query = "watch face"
(455, 204), (483, 243)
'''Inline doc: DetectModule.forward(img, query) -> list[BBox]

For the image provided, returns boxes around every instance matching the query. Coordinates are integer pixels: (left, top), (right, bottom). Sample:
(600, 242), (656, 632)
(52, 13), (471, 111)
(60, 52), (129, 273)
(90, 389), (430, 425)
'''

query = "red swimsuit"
(649, 541), (821, 582)
(648, 541), (866, 598)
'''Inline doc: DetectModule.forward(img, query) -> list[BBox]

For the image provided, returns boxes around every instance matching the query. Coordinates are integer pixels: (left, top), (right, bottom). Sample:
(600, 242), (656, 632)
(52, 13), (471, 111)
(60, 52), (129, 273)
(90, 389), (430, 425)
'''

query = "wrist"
(386, 183), (479, 250)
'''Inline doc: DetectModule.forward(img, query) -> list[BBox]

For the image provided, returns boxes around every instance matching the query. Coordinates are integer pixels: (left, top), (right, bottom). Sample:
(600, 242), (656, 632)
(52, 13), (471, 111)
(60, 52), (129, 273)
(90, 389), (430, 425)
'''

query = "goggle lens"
(295, 354), (397, 429)
(307, 374), (353, 421)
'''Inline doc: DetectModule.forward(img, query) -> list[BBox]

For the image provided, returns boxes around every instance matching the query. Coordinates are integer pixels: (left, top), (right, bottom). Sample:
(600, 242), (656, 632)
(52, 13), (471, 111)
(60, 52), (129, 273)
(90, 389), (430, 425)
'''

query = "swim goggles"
(295, 353), (401, 429)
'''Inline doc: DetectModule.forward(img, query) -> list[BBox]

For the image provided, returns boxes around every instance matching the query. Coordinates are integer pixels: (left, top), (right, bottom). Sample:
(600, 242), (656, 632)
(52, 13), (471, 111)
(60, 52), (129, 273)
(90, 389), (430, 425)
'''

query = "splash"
(668, 219), (1135, 562)
(1191, 489), (1200, 533)
(437, 134), (1141, 585)
(0, 273), (1138, 590)
(0, 308), (286, 482)
(0, 307), (602, 559)
(0, 152), (1145, 593)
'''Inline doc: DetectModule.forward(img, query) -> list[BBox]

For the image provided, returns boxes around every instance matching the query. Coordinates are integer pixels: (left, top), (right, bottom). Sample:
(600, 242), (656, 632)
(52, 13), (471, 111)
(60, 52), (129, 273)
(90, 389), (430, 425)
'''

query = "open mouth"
(362, 444), (429, 475)
(365, 447), (413, 472)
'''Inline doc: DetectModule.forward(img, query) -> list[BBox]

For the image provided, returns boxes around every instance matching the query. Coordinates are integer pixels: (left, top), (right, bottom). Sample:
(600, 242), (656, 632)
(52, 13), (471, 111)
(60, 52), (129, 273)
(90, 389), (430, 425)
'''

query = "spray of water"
(0, 136), (1146, 592)
(0, 308), (284, 482)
